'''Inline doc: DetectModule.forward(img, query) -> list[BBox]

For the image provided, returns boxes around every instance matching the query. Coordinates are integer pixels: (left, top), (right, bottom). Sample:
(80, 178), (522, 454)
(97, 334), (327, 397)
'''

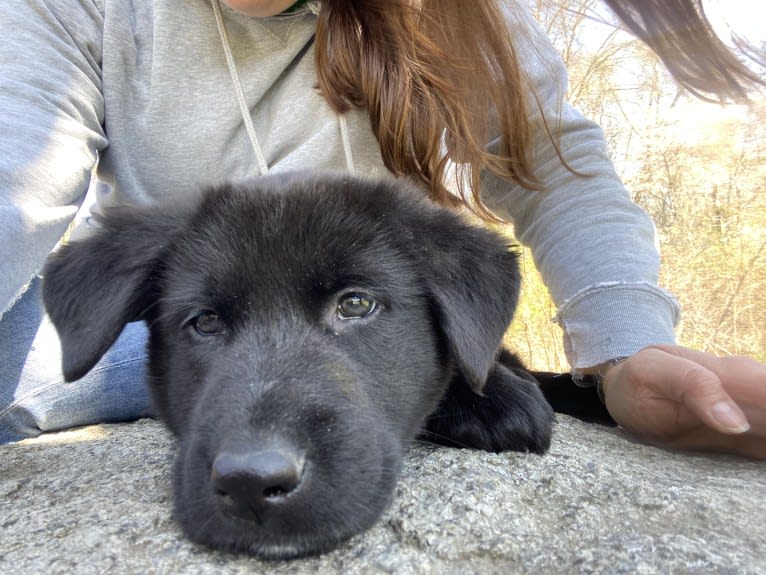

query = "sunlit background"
(707, 0), (766, 46)
(509, 0), (766, 370)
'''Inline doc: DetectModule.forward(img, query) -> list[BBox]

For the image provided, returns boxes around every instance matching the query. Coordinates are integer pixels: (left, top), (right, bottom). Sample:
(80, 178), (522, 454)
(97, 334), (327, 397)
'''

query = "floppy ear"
(42, 205), (192, 382)
(413, 208), (521, 396)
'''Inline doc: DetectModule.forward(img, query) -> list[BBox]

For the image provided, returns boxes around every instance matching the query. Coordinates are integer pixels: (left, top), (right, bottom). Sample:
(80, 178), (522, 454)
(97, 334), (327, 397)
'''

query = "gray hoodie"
(0, 0), (679, 370)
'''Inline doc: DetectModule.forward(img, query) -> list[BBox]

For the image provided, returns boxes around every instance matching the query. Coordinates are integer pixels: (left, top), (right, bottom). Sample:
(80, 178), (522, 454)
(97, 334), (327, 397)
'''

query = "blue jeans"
(0, 277), (153, 444)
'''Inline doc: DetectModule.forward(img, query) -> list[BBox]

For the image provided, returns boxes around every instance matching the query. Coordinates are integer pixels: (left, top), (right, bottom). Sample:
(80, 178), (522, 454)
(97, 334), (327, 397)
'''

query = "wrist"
(573, 357), (629, 404)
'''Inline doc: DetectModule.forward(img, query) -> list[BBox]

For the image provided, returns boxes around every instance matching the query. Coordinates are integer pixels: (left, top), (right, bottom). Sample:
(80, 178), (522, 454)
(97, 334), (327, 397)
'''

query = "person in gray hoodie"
(0, 0), (764, 457)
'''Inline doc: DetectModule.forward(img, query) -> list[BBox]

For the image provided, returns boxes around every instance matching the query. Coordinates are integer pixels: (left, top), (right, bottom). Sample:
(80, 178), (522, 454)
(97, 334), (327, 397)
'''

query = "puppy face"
(42, 173), (524, 558)
(153, 180), (451, 556)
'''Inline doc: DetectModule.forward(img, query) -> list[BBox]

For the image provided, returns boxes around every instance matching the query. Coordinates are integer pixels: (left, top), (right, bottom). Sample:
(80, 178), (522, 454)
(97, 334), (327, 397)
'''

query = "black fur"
(42, 172), (554, 558)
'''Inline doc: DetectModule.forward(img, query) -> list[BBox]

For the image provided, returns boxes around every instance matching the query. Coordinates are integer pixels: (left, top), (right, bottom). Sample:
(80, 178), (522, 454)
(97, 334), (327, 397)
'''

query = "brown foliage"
(508, 1), (766, 369)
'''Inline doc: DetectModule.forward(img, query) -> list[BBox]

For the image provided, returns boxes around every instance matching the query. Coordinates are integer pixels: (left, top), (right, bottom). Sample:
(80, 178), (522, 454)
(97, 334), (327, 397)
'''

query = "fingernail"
(711, 401), (751, 434)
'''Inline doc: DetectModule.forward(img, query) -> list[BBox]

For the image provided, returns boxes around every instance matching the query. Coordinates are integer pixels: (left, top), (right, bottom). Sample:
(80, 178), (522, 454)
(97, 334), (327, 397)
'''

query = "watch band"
(572, 356), (630, 404)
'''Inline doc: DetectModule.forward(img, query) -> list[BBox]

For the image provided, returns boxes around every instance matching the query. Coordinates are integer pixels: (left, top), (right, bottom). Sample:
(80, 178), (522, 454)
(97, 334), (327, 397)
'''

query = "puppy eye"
(188, 310), (226, 336)
(337, 293), (377, 320)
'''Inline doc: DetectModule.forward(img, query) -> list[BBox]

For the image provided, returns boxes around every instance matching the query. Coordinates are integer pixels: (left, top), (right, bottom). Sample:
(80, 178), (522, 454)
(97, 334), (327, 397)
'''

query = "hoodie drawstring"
(337, 114), (356, 174)
(211, 0), (270, 176)
(211, 0), (355, 176)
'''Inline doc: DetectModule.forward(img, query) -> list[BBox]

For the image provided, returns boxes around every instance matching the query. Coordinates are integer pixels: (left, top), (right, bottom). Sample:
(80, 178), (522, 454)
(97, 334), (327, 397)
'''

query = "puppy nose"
(211, 448), (305, 518)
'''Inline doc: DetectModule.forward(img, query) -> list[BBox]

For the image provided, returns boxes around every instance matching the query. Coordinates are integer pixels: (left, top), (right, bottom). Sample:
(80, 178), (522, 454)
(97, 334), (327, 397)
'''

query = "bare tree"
(508, 0), (766, 368)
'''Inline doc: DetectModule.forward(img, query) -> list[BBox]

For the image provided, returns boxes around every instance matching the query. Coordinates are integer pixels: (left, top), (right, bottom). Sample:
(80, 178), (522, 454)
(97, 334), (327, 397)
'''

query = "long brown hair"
(603, 0), (765, 103)
(313, 0), (764, 218)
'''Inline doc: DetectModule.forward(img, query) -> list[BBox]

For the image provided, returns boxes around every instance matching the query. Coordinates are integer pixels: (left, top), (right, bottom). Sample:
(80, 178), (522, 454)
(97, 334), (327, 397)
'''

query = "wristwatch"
(572, 356), (629, 403)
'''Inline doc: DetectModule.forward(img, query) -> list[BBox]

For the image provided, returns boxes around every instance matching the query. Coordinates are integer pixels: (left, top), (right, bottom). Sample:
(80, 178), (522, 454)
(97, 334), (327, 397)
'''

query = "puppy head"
(42, 172), (520, 557)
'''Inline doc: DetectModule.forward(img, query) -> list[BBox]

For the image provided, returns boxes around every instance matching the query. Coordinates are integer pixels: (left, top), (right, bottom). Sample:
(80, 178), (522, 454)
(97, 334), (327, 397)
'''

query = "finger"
(648, 344), (766, 409)
(645, 344), (722, 370)
(647, 344), (765, 382)
(662, 426), (766, 459)
(637, 347), (750, 435)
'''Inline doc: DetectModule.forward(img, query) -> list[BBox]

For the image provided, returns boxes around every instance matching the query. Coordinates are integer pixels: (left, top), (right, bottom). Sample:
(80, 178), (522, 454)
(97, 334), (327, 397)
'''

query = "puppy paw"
(422, 358), (554, 454)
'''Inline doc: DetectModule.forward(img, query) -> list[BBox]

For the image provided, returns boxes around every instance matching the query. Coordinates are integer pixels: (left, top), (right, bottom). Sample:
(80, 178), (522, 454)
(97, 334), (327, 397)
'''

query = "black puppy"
(42, 172), (554, 558)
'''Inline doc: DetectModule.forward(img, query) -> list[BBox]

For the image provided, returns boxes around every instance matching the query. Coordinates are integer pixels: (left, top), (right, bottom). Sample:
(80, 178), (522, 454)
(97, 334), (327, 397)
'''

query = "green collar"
(283, 0), (311, 13)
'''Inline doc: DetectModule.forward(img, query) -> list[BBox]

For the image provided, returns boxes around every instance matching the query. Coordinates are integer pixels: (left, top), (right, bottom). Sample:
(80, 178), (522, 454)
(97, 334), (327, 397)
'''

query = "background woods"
(508, 0), (766, 369)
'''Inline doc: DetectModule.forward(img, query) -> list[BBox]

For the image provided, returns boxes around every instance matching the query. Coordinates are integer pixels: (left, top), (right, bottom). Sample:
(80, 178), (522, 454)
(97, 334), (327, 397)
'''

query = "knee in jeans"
(0, 403), (43, 444)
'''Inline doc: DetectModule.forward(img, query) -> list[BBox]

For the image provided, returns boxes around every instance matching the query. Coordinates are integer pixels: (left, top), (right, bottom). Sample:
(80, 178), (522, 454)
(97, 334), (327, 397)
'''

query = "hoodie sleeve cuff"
(553, 282), (681, 371)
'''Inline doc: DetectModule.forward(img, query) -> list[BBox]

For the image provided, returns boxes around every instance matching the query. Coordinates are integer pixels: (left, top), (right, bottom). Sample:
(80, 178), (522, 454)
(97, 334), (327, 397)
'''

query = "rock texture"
(1, 416), (764, 574)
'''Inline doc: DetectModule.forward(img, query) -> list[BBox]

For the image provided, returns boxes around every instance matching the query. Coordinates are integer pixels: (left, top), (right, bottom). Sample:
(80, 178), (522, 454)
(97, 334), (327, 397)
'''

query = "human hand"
(602, 344), (766, 459)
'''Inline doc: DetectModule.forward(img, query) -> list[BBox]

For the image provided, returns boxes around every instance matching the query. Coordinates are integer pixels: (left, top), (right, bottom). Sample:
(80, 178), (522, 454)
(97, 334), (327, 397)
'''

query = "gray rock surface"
(1, 415), (763, 574)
